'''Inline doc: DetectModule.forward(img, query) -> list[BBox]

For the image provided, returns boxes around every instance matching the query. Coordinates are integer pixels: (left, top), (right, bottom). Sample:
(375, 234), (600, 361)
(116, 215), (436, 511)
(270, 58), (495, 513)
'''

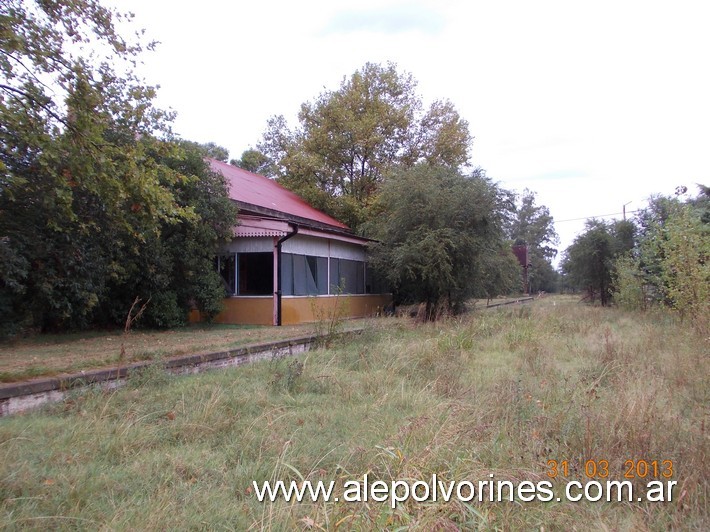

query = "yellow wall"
(189, 294), (392, 326)
(281, 294), (392, 325)
(189, 297), (273, 326)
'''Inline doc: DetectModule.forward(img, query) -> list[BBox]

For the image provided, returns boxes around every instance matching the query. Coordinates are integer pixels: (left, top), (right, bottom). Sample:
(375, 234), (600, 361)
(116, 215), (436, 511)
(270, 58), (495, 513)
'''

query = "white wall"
(221, 234), (366, 261)
(284, 235), (366, 261)
(222, 237), (274, 254)
(328, 239), (366, 261)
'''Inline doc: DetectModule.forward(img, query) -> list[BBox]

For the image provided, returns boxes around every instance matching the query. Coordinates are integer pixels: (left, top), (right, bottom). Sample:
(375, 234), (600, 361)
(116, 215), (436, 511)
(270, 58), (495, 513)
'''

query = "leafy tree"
(561, 219), (635, 305)
(478, 246), (525, 302)
(182, 141), (230, 162)
(691, 183), (710, 223)
(257, 62), (472, 229)
(1, 1), (177, 330)
(612, 254), (646, 311)
(508, 189), (559, 292)
(367, 164), (516, 320)
(230, 148), (274, 175)
(655, 204), (708, 330)
(0, 1), (237, 335)
(630, 194), (679, 301)
(625, 189), (709, 331)
(562, 221), (612, 304)
(417, 99), (472, 168)
(96, 143), (238, 328)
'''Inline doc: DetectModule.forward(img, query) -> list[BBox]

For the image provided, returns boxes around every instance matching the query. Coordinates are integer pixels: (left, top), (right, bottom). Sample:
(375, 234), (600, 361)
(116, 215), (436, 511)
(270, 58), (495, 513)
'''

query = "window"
(281, 253), (294, 296)
(281, 253), (328, 295)
(218, 251), (376, 297)
(330, 258), (365, 294)
(238, 253), (273, 295)
(217, 254), (236, 295)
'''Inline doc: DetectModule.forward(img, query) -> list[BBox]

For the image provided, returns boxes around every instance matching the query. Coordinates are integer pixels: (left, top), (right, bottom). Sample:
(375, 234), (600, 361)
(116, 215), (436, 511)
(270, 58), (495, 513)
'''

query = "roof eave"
(234, 201), (376, 243)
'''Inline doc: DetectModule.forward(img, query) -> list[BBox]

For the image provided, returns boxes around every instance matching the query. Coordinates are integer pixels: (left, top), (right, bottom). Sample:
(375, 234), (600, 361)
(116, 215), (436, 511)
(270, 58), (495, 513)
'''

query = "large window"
(330, 258), (365, 294)
(281, 254), (328, 296)
(238, 253), (273, 295)
(219, 251), (373, 297)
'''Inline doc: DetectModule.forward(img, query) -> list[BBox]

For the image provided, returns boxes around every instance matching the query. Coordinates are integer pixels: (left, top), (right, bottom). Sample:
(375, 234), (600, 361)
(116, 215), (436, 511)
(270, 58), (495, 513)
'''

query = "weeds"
(126, 361), (170, 389)
(270, 357), (307, 394)
(0, 296), (707, 530)
(310, 283), (349, 347)
(0, 321), (329, 382)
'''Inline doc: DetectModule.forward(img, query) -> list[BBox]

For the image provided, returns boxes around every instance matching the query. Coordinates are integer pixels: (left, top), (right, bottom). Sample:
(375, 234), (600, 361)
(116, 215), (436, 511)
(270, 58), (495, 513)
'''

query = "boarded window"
(281, 253), (294, 296)
(312, 256), (329, 295)
(330, 258), (365, 294)
(238, 253), (273, 295)
(282, 253), (327, 295)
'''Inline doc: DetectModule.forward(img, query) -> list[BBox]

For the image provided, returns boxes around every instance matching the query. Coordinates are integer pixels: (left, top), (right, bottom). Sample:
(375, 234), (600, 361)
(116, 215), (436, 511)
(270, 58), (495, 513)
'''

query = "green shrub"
(613, 254), (645, 311)
(145, 291), (185, 329)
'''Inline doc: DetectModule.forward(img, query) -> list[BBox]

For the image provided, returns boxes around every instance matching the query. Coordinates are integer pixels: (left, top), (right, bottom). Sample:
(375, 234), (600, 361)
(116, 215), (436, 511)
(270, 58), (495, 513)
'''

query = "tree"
(0, 1), (237, 335)
(230, 148), (274, 175)
(1, 1), (177, 331)
(1, 1), (166, 136)
(612, 254), (646, 311)
(691, 183), (710, 223)
(508, 189), (559, 293)
(96, 142), (238, 329)
(655, 205), (708, 330)
(186, 141), (230, 162)
(625, 189), (709, 331)
(257, 62), (472, 229)
(561, 219), (635, 305)
(367, 164), (516, 320)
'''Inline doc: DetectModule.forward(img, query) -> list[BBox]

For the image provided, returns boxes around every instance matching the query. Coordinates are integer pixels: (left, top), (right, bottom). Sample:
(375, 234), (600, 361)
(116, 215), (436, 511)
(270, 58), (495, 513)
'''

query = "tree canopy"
(561, 219), (635, 306)
(257, 62), (472, 229)
(614, 187), (709, 331)
(250, 62), (528, 315)
(562, 184), (708, 333)
(367, 164), (519, 319)
(230, 148), (274, 175)
(0, 0), (237, 336)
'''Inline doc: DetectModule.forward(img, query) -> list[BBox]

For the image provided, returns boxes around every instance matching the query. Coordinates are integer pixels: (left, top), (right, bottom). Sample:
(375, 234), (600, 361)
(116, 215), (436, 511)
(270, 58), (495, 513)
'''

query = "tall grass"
(0, 296), (706, 530)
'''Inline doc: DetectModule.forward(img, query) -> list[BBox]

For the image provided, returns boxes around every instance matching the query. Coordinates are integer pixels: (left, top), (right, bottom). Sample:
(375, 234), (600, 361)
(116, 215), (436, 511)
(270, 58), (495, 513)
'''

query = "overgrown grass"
(0, 321), (361, 383)
(0, 297), (707, 529)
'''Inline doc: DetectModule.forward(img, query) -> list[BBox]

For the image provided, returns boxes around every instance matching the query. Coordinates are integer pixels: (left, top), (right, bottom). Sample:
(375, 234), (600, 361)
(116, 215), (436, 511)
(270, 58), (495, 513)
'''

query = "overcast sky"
(110, 0), (709, 263)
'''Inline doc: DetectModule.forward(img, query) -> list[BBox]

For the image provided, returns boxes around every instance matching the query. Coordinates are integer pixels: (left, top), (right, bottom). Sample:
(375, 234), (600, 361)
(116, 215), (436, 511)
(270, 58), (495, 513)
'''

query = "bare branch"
(0, 50), (58, 97)
(124, 296), (151, 333)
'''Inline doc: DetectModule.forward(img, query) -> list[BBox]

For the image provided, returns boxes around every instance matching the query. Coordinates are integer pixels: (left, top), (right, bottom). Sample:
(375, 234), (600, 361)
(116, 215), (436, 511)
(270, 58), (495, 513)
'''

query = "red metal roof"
(208, 158), (349, 230)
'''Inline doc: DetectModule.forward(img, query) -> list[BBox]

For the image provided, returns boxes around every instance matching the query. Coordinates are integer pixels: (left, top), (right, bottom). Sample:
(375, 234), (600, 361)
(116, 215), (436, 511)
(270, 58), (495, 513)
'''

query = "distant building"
(190, 159), (391, 326)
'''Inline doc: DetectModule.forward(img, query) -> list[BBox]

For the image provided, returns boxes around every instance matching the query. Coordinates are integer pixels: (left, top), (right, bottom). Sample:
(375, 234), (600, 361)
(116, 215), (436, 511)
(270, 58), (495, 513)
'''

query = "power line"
(556, 210), (641, 223)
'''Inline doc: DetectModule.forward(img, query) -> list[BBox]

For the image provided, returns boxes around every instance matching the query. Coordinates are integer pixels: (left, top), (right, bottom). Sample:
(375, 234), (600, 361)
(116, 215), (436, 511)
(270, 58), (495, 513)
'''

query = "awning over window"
(234, 216), (291, 238)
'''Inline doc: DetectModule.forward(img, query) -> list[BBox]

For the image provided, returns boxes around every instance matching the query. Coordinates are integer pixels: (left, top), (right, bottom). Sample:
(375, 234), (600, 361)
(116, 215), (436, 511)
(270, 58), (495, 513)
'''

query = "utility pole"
(623, 201), (632, 221)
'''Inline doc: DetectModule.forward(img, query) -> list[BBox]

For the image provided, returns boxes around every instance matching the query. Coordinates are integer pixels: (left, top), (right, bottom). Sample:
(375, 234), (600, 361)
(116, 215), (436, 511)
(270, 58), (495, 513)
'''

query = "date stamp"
(545, 459), (677, 502)
(547, 459), (674, 480)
